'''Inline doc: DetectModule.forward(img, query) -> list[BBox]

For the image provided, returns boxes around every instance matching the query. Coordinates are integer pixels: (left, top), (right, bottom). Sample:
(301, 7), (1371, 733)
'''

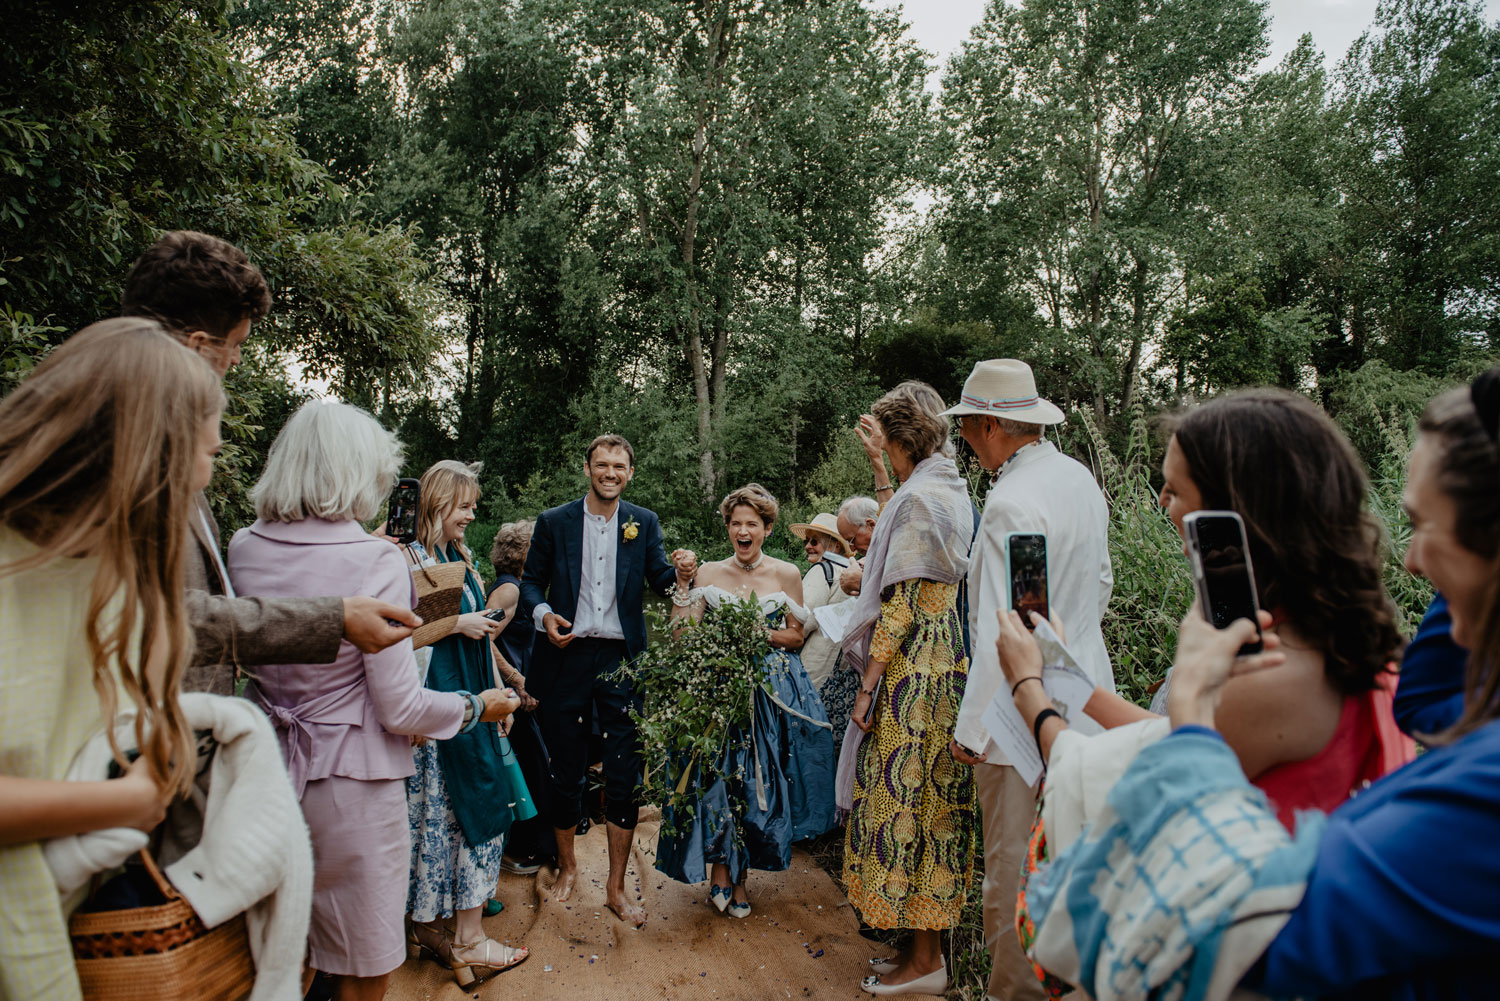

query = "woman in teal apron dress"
(405, 461), (536, 985)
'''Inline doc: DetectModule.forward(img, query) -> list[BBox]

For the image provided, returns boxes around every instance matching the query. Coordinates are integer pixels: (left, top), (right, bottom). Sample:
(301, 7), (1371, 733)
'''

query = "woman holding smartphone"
(403, 460), (534, 986)
(1023, 373), (1500, 1000)
(999, 389), (1412, 830)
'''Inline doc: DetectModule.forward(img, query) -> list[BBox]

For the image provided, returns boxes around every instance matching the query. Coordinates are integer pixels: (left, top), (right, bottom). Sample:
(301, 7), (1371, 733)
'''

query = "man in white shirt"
(519, 434), (693, 926)
(941, 359), (1113, 1001)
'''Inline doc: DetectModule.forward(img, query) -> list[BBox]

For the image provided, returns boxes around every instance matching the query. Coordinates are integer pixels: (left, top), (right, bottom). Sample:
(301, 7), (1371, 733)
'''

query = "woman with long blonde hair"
(0, 318), (224, 1001)
(404, 460), (534, 985)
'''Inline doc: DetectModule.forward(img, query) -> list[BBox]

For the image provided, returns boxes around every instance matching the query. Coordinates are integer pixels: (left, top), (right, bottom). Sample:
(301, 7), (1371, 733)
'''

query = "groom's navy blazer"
(518, 497), (675, 667)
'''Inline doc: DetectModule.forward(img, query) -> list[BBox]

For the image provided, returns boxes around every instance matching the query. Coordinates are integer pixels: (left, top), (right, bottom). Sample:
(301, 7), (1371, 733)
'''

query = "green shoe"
(483, 898), (504, 917)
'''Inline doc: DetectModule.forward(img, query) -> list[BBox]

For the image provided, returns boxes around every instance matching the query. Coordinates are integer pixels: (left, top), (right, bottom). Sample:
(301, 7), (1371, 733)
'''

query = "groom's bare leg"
(604, 820), (645, 926)
(551, 825), (579, 901)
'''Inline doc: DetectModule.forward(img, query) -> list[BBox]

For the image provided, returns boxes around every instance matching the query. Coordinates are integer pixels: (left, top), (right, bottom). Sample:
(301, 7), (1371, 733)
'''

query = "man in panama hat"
(940, 359), (1114, 1001)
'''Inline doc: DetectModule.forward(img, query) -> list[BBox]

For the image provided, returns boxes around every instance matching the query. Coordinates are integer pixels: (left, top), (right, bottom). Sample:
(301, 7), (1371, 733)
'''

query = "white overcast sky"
(878, 0), (1500, 81)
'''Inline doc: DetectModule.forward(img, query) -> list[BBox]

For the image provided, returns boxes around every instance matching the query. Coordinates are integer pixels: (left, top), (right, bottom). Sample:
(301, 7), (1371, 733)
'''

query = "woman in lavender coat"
(228, 401), (519, 1001)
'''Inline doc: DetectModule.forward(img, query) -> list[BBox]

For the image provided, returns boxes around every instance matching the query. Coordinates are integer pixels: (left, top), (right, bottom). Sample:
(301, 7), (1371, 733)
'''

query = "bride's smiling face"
(725, 504), (768, 562)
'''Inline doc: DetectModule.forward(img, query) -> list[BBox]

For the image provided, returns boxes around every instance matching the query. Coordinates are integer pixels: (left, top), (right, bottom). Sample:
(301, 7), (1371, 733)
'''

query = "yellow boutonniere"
(623, 516), (640, 541)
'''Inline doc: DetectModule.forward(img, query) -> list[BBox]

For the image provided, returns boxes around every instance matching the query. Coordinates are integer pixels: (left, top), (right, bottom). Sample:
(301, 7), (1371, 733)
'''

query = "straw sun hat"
(939, 359), (1066, 424)
(788, 512), (852, 558)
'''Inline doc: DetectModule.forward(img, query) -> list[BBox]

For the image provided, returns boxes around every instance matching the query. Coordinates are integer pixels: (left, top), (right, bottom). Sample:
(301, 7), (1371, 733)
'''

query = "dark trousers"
(536, 637), (641, 830)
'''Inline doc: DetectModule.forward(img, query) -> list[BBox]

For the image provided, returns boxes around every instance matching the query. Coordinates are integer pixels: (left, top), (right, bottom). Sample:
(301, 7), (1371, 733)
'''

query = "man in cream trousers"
(942, 360), (1113, 1001)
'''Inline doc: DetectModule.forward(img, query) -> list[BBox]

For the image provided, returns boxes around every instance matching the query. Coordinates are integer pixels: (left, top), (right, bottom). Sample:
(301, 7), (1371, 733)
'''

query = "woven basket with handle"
(410, 557), (469, 649)
(71, 847), (253, 1001)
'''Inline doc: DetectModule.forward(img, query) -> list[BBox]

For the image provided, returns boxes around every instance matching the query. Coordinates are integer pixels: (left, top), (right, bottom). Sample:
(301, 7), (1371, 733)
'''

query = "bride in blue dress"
(656, 484), (837, 917)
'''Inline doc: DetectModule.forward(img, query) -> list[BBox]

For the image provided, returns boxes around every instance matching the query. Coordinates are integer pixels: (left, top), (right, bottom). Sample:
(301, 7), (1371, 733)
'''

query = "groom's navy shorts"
(535, 637), (641, 830)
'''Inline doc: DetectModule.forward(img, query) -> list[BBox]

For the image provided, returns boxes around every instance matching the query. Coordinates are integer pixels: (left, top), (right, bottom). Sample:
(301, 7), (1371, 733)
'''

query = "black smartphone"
(1184, 510), (1263, 655)
(384, 478), (420, 544)
(1006, 532), (1049, 630)
(483, 608), (506, 623)
(861, 676), (883, 726)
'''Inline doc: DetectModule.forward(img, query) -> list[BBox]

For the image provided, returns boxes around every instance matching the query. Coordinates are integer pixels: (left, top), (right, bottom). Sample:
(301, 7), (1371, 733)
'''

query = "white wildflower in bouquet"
(620, 595), (772, 833)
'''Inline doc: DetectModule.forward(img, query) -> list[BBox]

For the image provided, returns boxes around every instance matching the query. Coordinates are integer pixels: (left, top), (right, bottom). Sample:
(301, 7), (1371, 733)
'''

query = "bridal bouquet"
(621, 596), (772, 832)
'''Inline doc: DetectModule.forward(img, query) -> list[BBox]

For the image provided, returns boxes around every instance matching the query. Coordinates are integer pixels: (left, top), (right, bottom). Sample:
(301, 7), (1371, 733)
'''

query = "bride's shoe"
(867, 956), (900, 975)
(860, 958), (948, 996)
(448, 936), (529, 987)
(708, 884), (732, 913)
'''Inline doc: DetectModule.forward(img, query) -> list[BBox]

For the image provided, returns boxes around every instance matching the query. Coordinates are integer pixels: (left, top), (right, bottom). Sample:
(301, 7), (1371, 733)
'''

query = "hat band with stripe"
(960, 393), (1039, 412)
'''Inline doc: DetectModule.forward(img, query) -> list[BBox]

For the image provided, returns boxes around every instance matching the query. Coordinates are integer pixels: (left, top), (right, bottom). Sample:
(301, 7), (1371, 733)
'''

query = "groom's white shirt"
(532, 498), (625, 640)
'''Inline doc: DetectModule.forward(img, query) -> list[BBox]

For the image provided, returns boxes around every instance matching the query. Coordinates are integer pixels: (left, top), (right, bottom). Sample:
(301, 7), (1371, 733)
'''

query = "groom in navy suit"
(519, 433), (692, 926)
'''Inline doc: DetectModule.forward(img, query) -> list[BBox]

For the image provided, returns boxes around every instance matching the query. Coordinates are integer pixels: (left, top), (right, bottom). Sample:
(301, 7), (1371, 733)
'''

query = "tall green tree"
(1335, 0), (1500, 374)
(0, 0), (440, 396)
(939, 0), (1270, 417)
(573, 0), (933, 500)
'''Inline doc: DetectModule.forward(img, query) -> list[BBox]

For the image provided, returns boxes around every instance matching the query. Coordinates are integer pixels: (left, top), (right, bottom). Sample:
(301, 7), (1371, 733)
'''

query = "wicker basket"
(410, 557), (469, 649)
(71, 849), (253, 1001)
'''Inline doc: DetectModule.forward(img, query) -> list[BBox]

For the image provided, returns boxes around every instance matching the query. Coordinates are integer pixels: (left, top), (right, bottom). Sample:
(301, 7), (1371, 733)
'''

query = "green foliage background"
(4, 0), (1494, 995)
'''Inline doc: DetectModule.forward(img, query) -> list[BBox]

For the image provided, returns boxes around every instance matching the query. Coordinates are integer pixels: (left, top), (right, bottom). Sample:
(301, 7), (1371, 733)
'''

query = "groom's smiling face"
(585, 445), (634, 504)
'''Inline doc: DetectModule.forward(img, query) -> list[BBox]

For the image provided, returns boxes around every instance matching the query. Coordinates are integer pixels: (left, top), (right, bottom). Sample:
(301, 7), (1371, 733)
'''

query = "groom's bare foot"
(551, 865), (578, 902)
(606, 888), (647, 927)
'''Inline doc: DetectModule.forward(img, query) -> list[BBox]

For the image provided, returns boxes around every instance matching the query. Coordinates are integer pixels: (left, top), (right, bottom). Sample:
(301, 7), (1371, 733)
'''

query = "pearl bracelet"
(670, 583), (696, 607)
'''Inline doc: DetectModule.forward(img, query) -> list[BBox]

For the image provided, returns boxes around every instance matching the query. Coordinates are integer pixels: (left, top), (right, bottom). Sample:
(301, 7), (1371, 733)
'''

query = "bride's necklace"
(733, 552), (764, 572)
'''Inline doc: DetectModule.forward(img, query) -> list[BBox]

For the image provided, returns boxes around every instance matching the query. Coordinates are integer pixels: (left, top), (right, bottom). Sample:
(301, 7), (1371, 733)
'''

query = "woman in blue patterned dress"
(405, 460), (536, 986)
(656, 484), (838, 917)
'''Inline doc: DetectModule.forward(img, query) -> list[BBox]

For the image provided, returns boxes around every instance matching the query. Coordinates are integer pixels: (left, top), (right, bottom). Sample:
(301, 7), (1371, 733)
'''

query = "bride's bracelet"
(670, 582), (696, 607)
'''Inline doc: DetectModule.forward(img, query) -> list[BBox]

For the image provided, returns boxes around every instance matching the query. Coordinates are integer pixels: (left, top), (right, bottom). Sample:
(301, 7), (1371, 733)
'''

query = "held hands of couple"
(671, 548), (698, 583)
(1167, 601), (1283, 730)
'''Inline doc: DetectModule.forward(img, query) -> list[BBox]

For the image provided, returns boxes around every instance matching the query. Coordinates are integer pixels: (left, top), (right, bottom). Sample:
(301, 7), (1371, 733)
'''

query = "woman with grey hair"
(227, 400), (519, 1001)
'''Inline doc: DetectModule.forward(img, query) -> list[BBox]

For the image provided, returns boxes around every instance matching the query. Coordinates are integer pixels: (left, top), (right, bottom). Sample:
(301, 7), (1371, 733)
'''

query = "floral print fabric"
(406, 739), (504, 921)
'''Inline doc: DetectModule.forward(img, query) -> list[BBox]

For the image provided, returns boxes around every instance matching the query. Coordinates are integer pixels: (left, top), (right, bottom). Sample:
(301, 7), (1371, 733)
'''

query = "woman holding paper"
(839, 386), (977, 997)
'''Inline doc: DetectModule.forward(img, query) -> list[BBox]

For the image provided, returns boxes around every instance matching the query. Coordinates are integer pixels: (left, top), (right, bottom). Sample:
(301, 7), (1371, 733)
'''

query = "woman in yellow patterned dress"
(838, 385), (977, 996)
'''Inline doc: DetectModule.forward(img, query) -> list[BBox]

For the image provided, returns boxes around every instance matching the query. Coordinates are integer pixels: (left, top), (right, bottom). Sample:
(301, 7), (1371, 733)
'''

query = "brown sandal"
(448, 936), (529, 987)
(405, 919), (453, 964)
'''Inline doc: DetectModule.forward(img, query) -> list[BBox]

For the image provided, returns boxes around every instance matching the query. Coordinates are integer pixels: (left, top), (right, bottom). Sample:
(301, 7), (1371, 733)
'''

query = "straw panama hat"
(789, 512), (853, 557)
(939, 359), (1066, 424)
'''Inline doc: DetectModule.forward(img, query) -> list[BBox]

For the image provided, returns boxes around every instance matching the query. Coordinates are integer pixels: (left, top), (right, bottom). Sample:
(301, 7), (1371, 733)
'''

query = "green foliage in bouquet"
(621, 595), (773, 835)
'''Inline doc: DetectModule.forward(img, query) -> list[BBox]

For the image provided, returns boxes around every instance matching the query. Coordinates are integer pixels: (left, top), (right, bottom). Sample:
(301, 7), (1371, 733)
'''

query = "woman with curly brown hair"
(1008, 389), (1413, 828)
(657, 483), (837, 918)
(1153, 388), (1413, 826)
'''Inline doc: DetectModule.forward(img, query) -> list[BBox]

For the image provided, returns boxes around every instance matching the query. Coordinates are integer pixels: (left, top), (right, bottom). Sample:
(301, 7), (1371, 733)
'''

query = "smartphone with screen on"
(1005, 532), (1048, 630)
(384, 478), (420, 544)
(1183, 510), (1263, 655)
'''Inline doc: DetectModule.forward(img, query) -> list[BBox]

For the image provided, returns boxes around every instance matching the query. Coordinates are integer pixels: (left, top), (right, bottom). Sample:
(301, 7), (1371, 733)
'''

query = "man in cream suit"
(942, 359), (1113, 1001)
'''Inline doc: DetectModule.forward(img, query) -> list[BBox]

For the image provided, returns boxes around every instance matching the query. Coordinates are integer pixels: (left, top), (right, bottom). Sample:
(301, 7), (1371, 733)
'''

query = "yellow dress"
(843, 578), (976, 930)
(0, 527), (124, 1001)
